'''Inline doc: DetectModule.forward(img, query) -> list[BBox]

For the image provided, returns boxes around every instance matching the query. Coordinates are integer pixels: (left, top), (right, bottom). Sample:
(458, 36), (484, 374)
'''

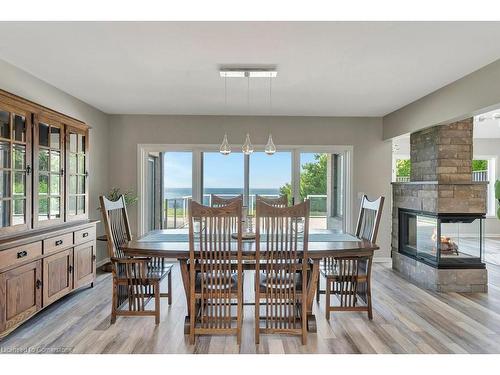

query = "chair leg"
(111, 281), (117, 324)
(316, 275), (320, 303)
(325, 279), (331, 320)
(154, 282), (161, 324)
(168, 271), (172, 305)
(255, 285), (260, 345)
(189, 295), (196, 345)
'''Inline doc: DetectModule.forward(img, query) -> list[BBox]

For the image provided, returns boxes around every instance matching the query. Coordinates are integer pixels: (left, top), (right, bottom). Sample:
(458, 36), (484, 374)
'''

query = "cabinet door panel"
(43, 249), (73, 306)
(65, 126), (89, 221)
(0, 260), (42, 333)
(73, 242), (96, 289)
(0, 102), (32, 236)
(33, 114), (65, 228)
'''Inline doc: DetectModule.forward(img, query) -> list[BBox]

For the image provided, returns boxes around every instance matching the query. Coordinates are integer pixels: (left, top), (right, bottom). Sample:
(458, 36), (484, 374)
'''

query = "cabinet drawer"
(43, 233), (74, 254)
(0, 242), (42, 271)
(74, 226), (96, 245)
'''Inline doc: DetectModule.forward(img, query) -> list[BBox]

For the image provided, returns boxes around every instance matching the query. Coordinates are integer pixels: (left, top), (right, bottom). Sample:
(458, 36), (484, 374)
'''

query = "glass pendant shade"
(265, 134), (276, 155)
(242, 133), (254, 155)
(219, 133), (231, 155)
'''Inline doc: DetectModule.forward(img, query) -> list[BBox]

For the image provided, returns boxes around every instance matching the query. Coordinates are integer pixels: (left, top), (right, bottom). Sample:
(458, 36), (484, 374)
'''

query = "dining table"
(122, 228), (379, 333)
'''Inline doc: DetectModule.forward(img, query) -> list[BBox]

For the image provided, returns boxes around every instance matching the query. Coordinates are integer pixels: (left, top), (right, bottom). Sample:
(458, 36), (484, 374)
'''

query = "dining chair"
(188, 199), (244, 344)
(316, 195), (384, 320)
(256, 194), (288, 207)
(255, 200), (310, 345)
(100, 195), (173, 324)
(210, 194), (243, 208)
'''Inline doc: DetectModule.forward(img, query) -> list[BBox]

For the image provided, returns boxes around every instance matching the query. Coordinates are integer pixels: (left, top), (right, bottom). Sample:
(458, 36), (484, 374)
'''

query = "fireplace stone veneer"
(391, 118), (488, 292)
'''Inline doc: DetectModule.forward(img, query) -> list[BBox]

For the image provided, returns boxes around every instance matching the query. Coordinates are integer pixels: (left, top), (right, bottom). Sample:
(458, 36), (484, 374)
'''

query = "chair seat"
(258, 271), (303, 292)
(116, 262), (173, 281)
(195, 271), (242, 292)
(319, 262), (367, 282)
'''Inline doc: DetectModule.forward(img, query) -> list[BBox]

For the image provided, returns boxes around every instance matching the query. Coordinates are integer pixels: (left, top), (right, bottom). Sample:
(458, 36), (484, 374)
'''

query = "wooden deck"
(2, 261), (500, 354)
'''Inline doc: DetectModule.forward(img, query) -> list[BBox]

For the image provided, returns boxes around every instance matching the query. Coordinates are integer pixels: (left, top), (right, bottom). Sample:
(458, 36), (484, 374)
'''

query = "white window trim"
(474, 154), (497, 218)
(137, 144), (353, 236)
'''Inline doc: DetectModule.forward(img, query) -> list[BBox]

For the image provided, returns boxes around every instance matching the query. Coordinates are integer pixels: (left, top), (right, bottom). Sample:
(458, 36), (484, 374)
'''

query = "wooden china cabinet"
(0, 89), (97, 339)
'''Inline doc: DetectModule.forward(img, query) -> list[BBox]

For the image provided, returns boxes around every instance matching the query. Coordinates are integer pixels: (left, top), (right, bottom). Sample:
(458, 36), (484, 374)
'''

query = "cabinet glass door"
(0, 105), (31, 233)
(34, 115), (64, 227)
(66, 126), (88, 220)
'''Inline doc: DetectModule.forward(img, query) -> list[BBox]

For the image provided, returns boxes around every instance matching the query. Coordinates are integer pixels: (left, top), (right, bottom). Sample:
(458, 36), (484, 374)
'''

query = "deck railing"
(472, 170), (488, 182)
(395, 175), (410, 182)
(164, 193), (332, 228)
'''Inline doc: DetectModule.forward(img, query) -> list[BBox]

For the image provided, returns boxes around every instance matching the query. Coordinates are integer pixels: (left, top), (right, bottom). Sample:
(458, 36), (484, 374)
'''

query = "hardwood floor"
(2, 261), (500, 354)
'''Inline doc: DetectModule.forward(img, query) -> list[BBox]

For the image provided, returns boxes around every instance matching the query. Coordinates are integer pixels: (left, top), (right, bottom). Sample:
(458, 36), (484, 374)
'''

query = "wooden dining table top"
(123, 228), (379, 260)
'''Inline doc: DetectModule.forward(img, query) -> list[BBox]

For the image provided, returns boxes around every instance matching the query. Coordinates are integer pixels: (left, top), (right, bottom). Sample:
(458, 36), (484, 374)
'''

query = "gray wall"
(0, 59), (110, 263)
(108, 114), (393, 258)
(383, 59), (500, 139)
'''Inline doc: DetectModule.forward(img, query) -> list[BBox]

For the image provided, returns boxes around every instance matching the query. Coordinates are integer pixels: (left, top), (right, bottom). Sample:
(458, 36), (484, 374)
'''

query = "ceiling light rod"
(220, 68), (278, 78)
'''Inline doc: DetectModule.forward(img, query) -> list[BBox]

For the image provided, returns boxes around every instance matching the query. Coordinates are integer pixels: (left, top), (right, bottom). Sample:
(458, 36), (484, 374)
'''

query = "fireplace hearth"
(399, 208), (485, 269)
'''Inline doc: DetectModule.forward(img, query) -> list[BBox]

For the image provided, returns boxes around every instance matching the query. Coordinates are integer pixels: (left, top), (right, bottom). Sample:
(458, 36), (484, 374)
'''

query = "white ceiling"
(1, 22), (500, 116)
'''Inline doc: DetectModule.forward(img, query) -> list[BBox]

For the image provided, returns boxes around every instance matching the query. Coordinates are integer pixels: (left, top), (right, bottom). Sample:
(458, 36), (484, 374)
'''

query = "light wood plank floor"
(2, 262), (500, 354)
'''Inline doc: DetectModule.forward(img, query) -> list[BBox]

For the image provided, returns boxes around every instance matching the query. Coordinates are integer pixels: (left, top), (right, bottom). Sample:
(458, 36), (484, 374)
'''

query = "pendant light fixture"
(265, 74), (277, 155)
(219, 74), (231, 155)
(242, 75), (254, 155)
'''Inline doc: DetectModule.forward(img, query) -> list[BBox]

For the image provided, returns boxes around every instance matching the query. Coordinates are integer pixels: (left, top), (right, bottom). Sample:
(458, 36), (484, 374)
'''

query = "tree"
(472, 160), (487, 171)
(279, 154), (327, 212)
(396, 159), (411, 177)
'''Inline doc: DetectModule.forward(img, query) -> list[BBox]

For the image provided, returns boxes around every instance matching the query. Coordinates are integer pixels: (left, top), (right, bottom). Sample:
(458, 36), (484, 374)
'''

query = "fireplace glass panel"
(416, 215), (438, 261)
(439, 218), (483, 261)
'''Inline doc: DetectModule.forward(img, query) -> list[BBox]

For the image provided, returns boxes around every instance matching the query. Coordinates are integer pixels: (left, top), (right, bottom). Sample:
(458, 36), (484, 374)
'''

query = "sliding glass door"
(163, 152), (192, 229)
(298, 152), (344, 230)
(141, 146), (350, 235)
(248, 151), (292, 216)
(202, 151), (244, 206)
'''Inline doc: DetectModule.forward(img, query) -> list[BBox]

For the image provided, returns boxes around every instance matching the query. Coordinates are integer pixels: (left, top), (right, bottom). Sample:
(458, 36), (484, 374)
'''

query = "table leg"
(305, 259), (320, 333)
(179, 259), (191, 315)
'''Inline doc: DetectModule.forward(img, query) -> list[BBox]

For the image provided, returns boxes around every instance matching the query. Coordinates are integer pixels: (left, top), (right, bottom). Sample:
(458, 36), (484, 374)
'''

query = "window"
(298, 152), (344, 230)
(163, 152), (192, 229)
(139, 146), (352, 236)
(202, 151), (244, 206)
(249, 151), (292, 215)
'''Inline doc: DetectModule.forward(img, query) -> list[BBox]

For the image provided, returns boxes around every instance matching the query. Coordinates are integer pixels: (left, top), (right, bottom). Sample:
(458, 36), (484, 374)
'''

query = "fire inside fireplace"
(398, 208), (485, 269)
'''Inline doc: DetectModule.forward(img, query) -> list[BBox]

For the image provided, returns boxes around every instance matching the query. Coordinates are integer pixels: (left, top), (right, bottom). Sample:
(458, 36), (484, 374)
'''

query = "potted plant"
(98, 187), (138, 209)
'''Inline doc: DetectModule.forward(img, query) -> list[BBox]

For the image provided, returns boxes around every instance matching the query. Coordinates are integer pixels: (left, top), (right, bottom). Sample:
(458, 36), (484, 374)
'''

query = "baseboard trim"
(373, 257), (392, 263)
(96, 257), (110, 268)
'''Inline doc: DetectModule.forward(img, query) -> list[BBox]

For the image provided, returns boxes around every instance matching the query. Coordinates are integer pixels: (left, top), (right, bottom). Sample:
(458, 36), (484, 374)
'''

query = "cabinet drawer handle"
(55, 240), (63, 246)
(36, 279), (42, 289)
(82, 232), (89, 238)
(17, 250), (28, 258)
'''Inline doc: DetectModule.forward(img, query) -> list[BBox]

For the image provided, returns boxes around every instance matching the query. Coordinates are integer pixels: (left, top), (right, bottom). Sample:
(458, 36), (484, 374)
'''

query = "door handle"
(68, 265), (73, 273)
(36, 279), (42, 289)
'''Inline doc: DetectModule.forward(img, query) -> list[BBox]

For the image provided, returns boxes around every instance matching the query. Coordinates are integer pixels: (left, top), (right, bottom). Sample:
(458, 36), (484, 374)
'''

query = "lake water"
(165, 187), (280, 199)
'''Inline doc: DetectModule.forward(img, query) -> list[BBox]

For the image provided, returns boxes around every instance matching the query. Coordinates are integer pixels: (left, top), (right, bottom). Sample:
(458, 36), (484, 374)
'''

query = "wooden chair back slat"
(256, 195), (288, 208)
(355, 195), (384, 243)
(188, 199), (243, 343)
(99, 195), (132, 260)
(210, 194), (243, 208)
(255, 200), (309, 344)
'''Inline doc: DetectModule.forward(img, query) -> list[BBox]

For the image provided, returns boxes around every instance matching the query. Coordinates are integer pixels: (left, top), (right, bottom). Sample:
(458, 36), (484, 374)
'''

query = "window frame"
(138, 144), (353, 237)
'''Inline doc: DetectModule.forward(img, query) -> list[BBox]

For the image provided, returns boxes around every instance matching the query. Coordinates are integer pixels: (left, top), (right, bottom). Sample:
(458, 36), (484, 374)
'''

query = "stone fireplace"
(392, 118), (488, 292)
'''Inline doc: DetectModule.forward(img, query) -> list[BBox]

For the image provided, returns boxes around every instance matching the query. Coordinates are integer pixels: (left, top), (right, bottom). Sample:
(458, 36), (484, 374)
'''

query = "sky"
(163, 151), (318, 190)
